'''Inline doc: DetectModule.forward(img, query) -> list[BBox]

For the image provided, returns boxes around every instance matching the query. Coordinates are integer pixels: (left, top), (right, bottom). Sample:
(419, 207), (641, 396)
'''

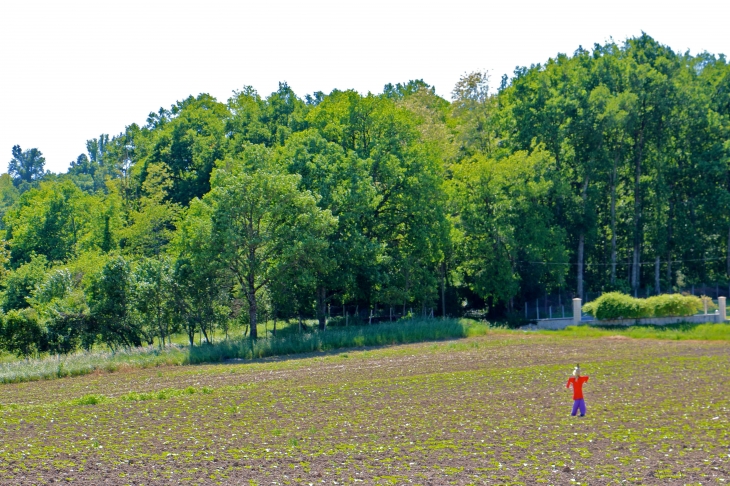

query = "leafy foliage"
(1, 33), (730, 356)
(8, 145), (46, 188)
(583, 292), (704, 319)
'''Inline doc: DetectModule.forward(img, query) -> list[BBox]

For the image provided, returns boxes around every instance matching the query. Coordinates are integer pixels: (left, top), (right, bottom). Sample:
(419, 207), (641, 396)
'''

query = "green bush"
(583, 292), (705, 320)
(645, 294), (703, 317)
(1, 309), (45, 358)
(582, 292), (647, 320)
(2, 255), (48, 311)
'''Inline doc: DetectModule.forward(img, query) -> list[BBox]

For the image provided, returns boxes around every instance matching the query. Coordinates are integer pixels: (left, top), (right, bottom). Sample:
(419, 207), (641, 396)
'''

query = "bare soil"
(0, 334), (728, 485)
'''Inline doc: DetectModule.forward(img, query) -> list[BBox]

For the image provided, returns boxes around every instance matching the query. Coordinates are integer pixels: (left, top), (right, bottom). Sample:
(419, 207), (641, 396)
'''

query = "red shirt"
(566, 376), (589, 400)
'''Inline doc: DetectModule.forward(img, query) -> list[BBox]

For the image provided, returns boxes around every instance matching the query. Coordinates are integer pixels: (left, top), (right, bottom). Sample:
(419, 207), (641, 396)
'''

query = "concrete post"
(572, 298), (582, 325)
(719, 296), (727, 322)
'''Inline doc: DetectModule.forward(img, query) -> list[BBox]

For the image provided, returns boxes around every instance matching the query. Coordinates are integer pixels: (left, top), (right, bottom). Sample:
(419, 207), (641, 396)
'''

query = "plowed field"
(1, 332), (728, 485)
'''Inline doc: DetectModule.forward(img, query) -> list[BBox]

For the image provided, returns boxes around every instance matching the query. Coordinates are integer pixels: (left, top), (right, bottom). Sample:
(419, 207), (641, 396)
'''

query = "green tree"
(449, 150), (568, 307)
(1, 254), (48, 311)
(182, 145), (336, 338)
(137, 94), (229, 206)
(119, 163), (180, 256)
(0, 174), (20, 228)
(8, 145), (46, 188)
(169, 255), (229, 346)
(4, 180), (94, 266)
(306, 90), (450, 313)
(0, 308), (45, 358)
(132, 257), (175, 347)
(67, 134), (115, 193)
(280, 129), (377, 328)
(88, 256), (147, 349)
(28, 268), (90, 355)
(451, 71), (503, 158)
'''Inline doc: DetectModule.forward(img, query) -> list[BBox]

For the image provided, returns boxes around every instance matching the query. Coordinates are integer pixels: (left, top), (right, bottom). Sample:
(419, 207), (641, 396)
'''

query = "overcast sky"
(1, 0), (729, 174)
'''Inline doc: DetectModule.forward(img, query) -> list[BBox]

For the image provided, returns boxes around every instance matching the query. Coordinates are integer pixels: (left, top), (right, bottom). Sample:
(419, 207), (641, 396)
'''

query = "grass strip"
(1, 319), (726, 385)
(187, 318), (488, 364)
(0, 318), (486, 384)
(540, 322), (730, 340)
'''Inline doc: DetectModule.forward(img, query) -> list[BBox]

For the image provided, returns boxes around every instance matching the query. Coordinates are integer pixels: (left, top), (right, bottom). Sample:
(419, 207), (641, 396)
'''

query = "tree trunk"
(157, 306), (164, 349)
(576, 175), (589, 299)
(244, 238), (259, 338)
(654, 256), (660, 295)
(627, 253), (631, 282)
(441, 262), (446, 318)
(631, 127), (645, 293)
(666, 257), (672, 292)
(577, 233), (585, 300)
(201, 326), (210, 344)
(727, 225), (730, 278)
(247, 290), (258, 339)
(610, 155), (618, 284)
(667, 198), (674, 292)
(316, 285), (327, 331)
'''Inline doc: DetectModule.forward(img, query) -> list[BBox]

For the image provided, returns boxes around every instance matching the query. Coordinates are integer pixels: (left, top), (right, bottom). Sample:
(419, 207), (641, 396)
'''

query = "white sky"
(1, 0), (729, 174)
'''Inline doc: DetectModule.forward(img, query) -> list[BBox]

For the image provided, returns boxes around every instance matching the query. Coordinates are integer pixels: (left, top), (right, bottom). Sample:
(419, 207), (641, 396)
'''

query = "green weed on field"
(0, 339), (727, 484)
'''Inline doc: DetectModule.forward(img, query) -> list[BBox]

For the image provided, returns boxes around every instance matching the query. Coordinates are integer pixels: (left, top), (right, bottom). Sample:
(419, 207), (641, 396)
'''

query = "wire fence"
(324, 305), (436, 324)
(301, 283), (730, 324)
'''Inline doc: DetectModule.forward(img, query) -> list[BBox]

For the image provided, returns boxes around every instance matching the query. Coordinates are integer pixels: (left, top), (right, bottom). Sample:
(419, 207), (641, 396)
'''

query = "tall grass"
(3, 319), (725, 385)
(0, 346), (189, 384)
(0, 318), (486, 384)
(187, 318), (487, 364)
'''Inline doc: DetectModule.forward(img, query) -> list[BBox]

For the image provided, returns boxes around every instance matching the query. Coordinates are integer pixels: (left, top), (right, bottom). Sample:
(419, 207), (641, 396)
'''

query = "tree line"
(1, 34), (729, 356)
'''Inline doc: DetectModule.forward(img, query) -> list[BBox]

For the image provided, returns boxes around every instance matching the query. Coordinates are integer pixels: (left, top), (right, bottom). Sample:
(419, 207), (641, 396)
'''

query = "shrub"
(582, 292), (646, 320)
(2, 255), (48, 311)
(645, 294), (703, 317)
(1, 308), (45, 358)
(583, 292), (706, 320)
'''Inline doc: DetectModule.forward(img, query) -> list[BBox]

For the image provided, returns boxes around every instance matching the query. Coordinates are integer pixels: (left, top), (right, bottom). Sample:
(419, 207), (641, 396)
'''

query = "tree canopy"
(2, 33), (729, 355)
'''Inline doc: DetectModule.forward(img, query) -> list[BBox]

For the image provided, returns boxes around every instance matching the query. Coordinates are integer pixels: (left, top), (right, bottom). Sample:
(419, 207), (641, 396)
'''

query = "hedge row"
(582, 292), (715, 320)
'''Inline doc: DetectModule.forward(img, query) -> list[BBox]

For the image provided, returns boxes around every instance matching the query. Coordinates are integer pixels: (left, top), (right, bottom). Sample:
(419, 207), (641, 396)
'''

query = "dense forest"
(1, 34), (729, 356)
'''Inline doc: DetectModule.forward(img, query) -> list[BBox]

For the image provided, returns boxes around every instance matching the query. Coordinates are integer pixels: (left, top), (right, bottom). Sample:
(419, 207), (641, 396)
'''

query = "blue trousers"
(571, 398), (586, 416)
